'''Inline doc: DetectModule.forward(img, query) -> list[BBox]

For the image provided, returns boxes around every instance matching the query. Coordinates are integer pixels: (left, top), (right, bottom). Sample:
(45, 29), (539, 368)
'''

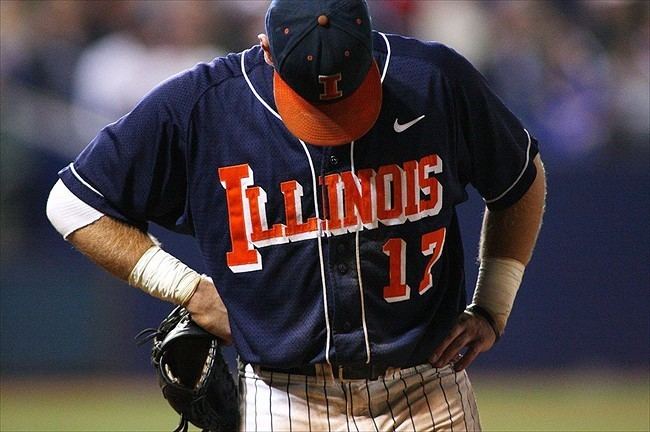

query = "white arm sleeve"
(46, 179), (104, 239)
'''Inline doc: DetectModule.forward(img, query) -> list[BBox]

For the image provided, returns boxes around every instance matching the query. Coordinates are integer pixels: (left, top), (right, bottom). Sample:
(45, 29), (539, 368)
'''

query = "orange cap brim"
(273, 61), (382, 146)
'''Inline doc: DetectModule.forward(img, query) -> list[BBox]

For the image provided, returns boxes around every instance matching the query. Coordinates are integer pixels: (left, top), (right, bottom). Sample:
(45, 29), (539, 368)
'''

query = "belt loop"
(338, 365), (345, 381)
(322, 363), (336, 382)
(372, 364), (382, 380)
(312, 364), (319, 382)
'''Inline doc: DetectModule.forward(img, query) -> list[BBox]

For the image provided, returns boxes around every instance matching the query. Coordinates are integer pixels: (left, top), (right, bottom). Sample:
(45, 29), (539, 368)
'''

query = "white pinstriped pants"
(239, 362), (481, 431)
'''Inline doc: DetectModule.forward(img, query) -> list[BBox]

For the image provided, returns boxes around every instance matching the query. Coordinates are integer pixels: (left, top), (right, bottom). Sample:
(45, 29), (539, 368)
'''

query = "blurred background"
(1, 0), (648, 430)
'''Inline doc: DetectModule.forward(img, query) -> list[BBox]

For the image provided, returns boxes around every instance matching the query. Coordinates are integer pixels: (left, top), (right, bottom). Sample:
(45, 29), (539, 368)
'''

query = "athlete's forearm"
(68, 215), (202, 305)
(433, 158), (545, 368)
(67, 214), (230, 340)
(67, 215), (154, 281)
(467, 155), (546, 335)
(479, 155), (546, 264)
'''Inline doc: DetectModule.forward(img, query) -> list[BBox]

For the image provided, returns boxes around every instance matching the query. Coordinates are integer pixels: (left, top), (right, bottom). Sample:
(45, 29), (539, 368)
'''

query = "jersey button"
(337, 263), (348, 274)
(330, 155), (339, 166)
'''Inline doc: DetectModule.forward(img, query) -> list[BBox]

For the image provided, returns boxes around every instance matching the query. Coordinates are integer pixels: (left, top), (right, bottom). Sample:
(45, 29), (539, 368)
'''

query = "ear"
(258, 34), (274, 66)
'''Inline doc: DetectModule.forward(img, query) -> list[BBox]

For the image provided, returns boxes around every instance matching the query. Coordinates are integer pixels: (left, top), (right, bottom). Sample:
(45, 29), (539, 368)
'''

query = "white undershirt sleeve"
(46, 179), (105, 239)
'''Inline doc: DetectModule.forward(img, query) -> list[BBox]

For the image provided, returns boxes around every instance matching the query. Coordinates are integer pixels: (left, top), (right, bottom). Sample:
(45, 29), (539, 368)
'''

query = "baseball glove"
(136, 306), (239, 432)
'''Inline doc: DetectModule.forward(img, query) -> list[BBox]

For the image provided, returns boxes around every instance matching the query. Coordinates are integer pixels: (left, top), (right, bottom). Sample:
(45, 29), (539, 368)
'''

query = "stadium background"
(1, 1), (648, 430)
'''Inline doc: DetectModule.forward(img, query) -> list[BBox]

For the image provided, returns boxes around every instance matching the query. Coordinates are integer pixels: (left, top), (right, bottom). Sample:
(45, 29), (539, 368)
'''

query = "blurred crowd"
(1, 0), (648, 163)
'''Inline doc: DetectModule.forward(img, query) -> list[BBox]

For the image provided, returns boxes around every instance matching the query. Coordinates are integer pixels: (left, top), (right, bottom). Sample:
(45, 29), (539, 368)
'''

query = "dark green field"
(1, 371), (648, 431)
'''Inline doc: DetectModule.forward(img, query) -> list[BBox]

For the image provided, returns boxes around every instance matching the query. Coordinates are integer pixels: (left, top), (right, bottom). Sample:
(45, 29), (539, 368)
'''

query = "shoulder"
(373, 32), (479, 84)
(138, 49), (247, 110)
(373, 32), (451, 58)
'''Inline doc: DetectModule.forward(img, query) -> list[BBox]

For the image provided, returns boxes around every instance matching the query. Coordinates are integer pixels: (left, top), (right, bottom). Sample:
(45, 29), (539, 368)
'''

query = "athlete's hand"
(430, 312), (496, 372)
(184, 277), (232, 345)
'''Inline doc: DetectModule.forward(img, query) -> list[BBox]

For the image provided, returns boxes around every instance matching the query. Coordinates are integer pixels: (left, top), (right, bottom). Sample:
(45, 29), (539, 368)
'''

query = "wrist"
(471, 257), (525, 336)
(465, 304), (501, 342)
(128, 246), (201, 305)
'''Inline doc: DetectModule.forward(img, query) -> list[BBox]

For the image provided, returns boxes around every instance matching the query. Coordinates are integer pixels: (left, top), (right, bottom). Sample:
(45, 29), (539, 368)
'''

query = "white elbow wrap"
(471, 257), (525, 334)
(128, 246), (201, 305)
(46, 179), (104, 239)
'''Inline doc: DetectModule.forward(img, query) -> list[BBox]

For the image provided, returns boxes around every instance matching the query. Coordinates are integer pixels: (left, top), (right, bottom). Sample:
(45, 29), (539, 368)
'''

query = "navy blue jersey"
(59, 32), (538, 368)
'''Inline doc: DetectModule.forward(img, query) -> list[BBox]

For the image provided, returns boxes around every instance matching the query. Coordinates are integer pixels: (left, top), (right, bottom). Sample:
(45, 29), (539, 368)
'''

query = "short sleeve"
(59, 77), (192, 233)
(445, 47), (539, 210)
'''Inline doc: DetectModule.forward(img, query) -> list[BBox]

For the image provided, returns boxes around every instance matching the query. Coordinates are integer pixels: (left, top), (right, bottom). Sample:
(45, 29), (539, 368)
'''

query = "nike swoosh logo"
(393, 115), (426, 133)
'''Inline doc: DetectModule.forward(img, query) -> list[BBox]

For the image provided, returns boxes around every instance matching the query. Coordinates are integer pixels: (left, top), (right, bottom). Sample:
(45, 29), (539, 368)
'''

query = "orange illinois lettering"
(217, 153), (445, 274)
(383, 238), (411, 302)
(403, 160), (420, 220)
(280, 180), (318, 240)
(376, 164), (405, 225)
(318, 73), (343, 100)
(341, 169), (375, 230)
(419, 154), (442, 217)
(322, 173), (345, 235)
(245, 186), (286, 246)
(218, 164), (262, 272)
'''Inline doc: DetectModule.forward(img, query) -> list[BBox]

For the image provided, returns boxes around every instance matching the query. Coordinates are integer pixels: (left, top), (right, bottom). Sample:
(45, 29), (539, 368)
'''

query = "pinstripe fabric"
(254, 377), (258, 431)
(381, 375), (398, 431)
(463, 374), (480, 430)
(239, 370), (248, 431)
(365, 379), (380, 432)
(416, 364), (437, 429)
(454, 369), (469, 431)
(342, 379), (351, 432)
(286, 373), (292, 432)
(305, 374), (312, 431)
(346, 382), (360, 432)
(322, 364), (332, 432)
(438, 368), (454, 430)
(270, 372), (274, 432)
(398, 370), (417, 431)
(239, 363), (481, 431)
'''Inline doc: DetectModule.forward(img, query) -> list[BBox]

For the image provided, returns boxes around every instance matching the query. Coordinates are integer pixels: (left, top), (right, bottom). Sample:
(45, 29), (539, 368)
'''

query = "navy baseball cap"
(266, 0), (382, 146)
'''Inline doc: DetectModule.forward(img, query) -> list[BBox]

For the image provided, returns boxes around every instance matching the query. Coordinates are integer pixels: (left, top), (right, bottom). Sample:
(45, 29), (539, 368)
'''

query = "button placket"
(329, 238), (359, 340)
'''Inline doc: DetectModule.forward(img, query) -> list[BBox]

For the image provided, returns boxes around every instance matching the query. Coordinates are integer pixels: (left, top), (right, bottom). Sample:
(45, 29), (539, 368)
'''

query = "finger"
(435, 333), (471, 367)
(453, 346), (480, 371)
(430, 324), (466, 364)
(430, 312), (475, 362)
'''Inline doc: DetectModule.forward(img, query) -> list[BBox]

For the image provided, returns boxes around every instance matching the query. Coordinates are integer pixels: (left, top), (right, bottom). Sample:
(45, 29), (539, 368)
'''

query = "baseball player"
(46, 1), (546, 430)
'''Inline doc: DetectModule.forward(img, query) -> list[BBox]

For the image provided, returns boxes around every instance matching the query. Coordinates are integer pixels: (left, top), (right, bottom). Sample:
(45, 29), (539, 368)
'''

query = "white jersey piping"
(351, 33), (392, 364)
(299, 138), (333, 364)
(241, 49), (282, 121)
(67, 162), (104, 197)
(241, 48), (333, 364)
(484, 128), (532, 204)
(378, 32), (391, 82)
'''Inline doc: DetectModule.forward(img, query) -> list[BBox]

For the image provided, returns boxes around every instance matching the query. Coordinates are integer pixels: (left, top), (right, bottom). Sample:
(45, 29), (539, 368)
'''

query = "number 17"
(382, 227), (446, 303)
